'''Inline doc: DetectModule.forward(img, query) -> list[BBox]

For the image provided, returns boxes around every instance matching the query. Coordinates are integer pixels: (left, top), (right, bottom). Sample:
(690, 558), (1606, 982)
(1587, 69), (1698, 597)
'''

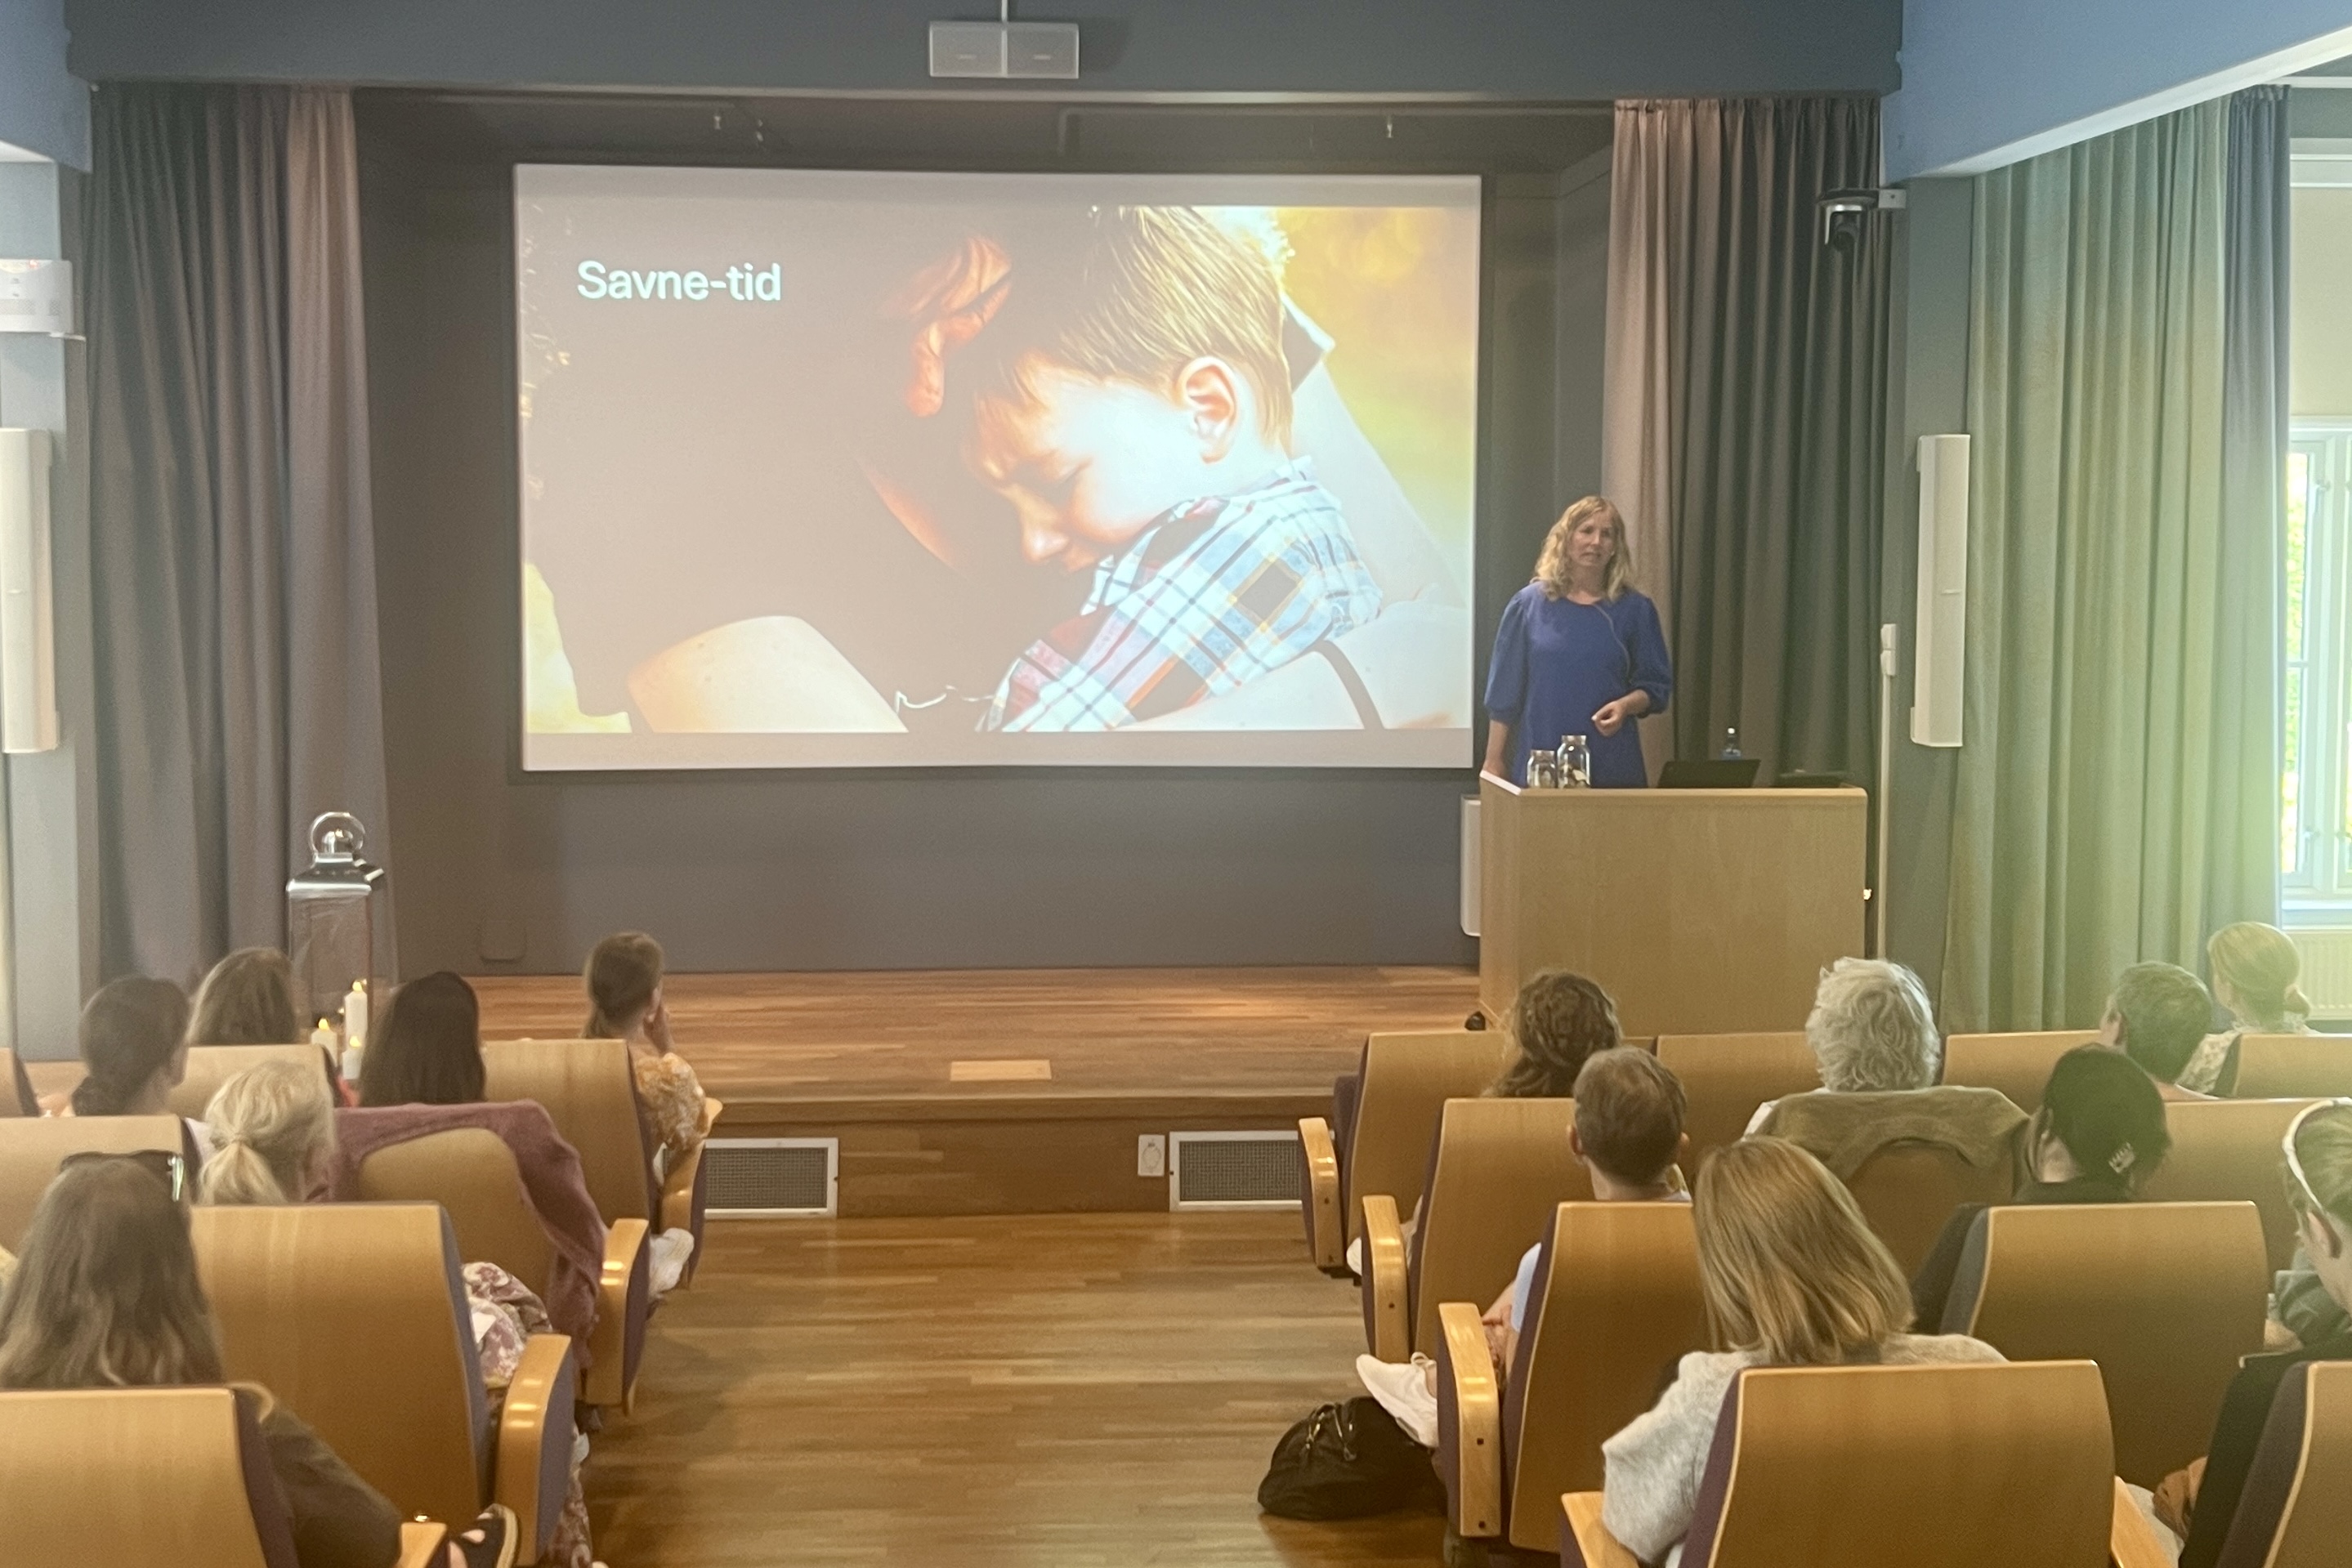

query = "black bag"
(1257, 1396), (1440, 1520)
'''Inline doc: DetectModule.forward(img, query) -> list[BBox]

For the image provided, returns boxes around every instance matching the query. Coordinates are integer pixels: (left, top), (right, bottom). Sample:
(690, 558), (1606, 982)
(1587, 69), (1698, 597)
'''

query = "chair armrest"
(1561, 1492), (1642, 1568)
(584, 1217), (651, 1411)
(396, 1521), (449, 1568)
(1299, 1117), (1346, 1275)
(1361, 1194), (1411, 1363)
(697, 1094), (724, 1137)
(660, 1138), (704, 1237)
(493, 1333), (577, 1566)
(1437, 1300), (1502, 1538)
(2109, 1477), (2176, 1568)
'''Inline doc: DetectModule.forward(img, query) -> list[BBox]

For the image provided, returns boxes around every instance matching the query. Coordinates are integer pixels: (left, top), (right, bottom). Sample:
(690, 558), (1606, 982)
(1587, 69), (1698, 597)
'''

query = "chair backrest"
(1502, 1201), (1706, 1549)
(191, 1202), (490, 1533)
(170, 1043), (332, 1121)
(2140, 1098), (2319, 1271)
(1344, 1030), (1511, 1244)
(1947, 1201), (2269, 1485)
(1653, 1033), (1816, 1178)
(1676, 1361), (2116, 1568)
(482, 1038), (655, 1225)
(0, 1115), (186, 1249)
(2216, 1359), (2352, 1568)
(2229, 1034), (2352, 1100)
(355, 1128), (557, 1301)
(1409, 1097), (1590, 1356)
(0, 1385), (298, 1568)
(1845, 1139), (2014, 1275)
(0, 1048), (36, 1116)
(1939, 1030), (2094, 1113)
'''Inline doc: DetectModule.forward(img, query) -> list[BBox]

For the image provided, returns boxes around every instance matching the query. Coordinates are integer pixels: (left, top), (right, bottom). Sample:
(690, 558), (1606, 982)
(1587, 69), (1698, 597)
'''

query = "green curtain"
(1942, 103), (2233, 1031)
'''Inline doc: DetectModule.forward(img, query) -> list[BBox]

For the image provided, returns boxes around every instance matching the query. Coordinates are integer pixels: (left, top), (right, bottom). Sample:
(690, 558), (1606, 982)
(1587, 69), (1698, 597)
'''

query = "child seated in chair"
(1354, 1047), (1692, 1446)
(584, 931), (708, 1294)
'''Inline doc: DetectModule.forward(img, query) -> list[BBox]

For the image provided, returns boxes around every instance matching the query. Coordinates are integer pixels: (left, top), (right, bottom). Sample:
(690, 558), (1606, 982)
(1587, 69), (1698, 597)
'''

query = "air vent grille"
(703, 1138), (837, 1216)
(1170, 1132), (1304, 1209)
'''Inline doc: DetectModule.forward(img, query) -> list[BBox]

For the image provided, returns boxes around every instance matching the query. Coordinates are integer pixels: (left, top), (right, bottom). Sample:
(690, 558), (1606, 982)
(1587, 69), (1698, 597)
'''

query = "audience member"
(1353, 1047), (1689, 1445)
(2100, 961), (2219, 1101)
(358, 972), (487, 1107)
(0, 1155), (520, 1568)
(1343, 968), (1623, 1279)
(190, 948), (306, 1045)
(1746, 958), (2026, 1180)
(199, 1061), (599, 1568)
(2159, 1101), (2352, 1565)
(56, 976), (211, 1163)
(2177, 923), (2320, 1094)
(1597, 1137), (2004, 1563)
(1909, 1044), (2171, 1329)
(583, 931), (709, 1170)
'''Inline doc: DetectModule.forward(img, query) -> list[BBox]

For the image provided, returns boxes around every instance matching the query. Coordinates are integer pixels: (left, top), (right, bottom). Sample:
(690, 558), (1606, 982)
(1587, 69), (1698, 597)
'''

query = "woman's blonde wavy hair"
(199, 1058), (336, 1206)
(1693, 1137), (1913, 1365)
(1534, 496), (1634, 601)
(2208, 922), (2314, 1031)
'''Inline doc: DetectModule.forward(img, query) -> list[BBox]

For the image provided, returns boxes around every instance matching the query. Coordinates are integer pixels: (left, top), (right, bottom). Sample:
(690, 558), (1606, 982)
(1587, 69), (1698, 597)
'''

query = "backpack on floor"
(1257, 1396), (1440, 1520)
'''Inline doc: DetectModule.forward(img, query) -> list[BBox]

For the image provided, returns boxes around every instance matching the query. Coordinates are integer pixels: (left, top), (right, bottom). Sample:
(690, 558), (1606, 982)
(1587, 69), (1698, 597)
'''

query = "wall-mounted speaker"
(1909, 434), (1969, 748)
(0, 428), (59, 754)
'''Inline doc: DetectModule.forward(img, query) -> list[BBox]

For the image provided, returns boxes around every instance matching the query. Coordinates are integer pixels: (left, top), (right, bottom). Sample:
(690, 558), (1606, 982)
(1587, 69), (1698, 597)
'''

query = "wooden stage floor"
(476, 966), (1482, 1217)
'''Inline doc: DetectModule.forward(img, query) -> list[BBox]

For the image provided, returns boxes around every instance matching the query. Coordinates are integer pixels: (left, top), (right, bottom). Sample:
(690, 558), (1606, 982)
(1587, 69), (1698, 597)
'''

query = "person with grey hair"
(1745, 958), (2026, 1186)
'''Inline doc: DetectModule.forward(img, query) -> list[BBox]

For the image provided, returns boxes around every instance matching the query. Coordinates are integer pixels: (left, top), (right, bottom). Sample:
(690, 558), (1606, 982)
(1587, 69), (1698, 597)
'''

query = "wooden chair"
(1433, 1201), (1705, 1552)
(2226, 1034), (2352, 1100)
(1652, 1033), (1815, 1179)
(0, 1386), (446, 1568)
(2212, 1360), (2352, 1568)
(1559, 1360), (2169, 1568)
(1360, 1096), (1589, 1362)
(2140, 1098), (2320, 1271)
(485, 1038), (713, 1282)
(0, 1114), (186, 1248)
(0, 1048), (37, 1116)
(1939, 1030), (2094, 1112)
(1299, 1029), (1507, 1274)
(1940, 1201), (2269, 1485)
(355, 1127), (650, 1412)
(193, 1202), (575, 1565)
(169, 1043), (334, 1121)
(1845, 1138), (2015, 1275)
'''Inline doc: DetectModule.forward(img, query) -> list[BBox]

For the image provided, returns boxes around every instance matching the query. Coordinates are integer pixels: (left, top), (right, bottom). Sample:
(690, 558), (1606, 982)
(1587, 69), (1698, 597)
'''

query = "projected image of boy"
(964, 206), (1384, 732)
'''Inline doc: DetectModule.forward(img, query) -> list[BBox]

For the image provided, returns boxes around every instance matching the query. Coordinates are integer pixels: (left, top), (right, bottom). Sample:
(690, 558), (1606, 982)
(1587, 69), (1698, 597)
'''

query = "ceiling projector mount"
(929, 0), (1080, 80)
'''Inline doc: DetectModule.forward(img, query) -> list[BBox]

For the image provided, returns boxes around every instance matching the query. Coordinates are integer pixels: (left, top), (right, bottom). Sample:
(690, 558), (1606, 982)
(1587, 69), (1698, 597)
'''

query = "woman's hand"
(1590, 690), (1651, 738)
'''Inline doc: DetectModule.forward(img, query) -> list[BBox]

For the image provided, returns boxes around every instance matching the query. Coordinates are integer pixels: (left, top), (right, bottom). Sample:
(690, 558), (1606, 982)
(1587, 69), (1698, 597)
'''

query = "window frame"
(2286, 424), (2352, 919)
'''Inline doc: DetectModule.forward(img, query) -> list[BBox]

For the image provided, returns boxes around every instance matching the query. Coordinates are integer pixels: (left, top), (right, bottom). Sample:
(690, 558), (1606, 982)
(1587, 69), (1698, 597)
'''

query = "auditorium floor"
(586, 1210), (1446, 1567)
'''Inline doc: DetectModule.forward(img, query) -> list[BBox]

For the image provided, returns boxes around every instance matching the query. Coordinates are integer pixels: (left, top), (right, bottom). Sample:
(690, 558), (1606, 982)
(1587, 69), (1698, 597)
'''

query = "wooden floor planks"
(584, 1212), (1446, 1566)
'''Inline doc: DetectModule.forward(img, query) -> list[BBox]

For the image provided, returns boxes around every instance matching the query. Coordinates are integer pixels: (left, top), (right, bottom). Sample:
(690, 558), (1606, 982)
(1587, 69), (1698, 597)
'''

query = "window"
(2286, 427), (2352, 915)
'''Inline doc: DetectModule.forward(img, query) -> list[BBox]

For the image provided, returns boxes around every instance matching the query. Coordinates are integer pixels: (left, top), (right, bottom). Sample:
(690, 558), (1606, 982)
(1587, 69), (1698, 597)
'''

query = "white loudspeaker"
(0, 428), (59, 754)
(1909, 434), (1969, 748)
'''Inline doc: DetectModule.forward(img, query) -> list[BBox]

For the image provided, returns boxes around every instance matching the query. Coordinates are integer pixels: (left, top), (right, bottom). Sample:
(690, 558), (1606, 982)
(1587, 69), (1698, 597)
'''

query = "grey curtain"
(1622, 98), (1891, 786)
(87, 85), (391, 986)
(2210, 87), (2288, 934)
(1942, 102), (2232, 1031)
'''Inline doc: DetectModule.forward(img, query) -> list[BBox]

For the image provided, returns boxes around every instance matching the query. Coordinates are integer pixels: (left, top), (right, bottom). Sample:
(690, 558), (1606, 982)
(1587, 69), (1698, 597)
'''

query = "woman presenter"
(1481, 496), (1671, 787)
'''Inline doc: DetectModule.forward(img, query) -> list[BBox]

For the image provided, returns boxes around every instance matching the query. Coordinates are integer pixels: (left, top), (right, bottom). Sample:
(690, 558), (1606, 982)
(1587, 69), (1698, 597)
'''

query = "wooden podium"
(1478, 778), (1867, 1038)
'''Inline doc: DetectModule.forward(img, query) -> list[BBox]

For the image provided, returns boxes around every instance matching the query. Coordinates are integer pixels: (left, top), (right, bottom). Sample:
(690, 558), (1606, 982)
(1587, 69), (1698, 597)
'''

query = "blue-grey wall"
(1887, 0), (2352, 179)
(0, 0), (87, 166)
(65, 0), (1898, 98)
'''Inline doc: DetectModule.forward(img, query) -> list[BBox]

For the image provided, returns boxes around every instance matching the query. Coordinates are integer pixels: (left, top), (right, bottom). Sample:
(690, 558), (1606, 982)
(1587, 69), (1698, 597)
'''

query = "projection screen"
(516, 166), (1481, 770)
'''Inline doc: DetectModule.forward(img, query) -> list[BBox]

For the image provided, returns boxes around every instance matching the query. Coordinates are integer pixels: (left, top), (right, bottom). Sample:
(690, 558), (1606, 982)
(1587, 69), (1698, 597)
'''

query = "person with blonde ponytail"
(2178, 922), (2322, 1093)
(200, 1058), (338, 1205)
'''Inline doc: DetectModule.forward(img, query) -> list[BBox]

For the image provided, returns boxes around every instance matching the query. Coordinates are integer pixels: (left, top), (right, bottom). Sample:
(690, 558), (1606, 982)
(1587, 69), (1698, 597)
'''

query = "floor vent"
(1169, 1131), (1305, 1210)
(703, 1138), (838, 1217)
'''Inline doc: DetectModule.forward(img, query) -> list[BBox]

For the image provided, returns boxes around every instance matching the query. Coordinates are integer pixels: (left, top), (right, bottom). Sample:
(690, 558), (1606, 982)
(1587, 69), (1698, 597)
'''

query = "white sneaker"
(1355, 1351), (1440, 1448)
(647, 1227), (695, 1296)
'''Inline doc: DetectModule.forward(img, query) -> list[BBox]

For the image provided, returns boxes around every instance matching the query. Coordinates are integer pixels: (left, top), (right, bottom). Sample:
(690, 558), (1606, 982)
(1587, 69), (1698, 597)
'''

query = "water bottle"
(1558, 735), (1592, 788)
(1720, 726), (1742, 760)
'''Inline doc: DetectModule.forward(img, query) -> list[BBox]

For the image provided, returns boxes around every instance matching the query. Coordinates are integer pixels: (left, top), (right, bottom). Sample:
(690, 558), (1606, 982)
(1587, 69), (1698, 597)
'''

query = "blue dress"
(1483, 584), (1673, 787)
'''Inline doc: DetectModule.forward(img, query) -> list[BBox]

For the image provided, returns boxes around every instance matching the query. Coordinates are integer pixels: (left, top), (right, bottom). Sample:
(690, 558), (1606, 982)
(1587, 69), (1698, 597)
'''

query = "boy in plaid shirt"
(964, 206), (1384, 731)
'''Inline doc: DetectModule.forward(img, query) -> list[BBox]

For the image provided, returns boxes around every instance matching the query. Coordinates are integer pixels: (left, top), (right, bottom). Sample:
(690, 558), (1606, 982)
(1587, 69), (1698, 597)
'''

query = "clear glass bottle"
(1527, 748), (1559, 788)
(1558, 734), (1592, 788)
(1720, 726), (1743, 759)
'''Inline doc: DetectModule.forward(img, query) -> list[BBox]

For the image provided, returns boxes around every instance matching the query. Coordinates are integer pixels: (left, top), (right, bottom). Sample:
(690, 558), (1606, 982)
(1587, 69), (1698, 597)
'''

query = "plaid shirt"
(984, 462), (1384, 732)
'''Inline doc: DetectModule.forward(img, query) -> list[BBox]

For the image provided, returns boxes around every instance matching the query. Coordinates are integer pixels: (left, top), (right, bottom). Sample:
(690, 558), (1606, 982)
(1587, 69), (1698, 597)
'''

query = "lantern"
(285, 811), (384, 1035)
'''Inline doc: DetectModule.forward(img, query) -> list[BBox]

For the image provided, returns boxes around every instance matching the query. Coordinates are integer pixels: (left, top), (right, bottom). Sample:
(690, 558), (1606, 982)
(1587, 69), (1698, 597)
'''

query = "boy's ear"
(1174, 356), (1243, 460)
(1567, 1125), (1586, 1160)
